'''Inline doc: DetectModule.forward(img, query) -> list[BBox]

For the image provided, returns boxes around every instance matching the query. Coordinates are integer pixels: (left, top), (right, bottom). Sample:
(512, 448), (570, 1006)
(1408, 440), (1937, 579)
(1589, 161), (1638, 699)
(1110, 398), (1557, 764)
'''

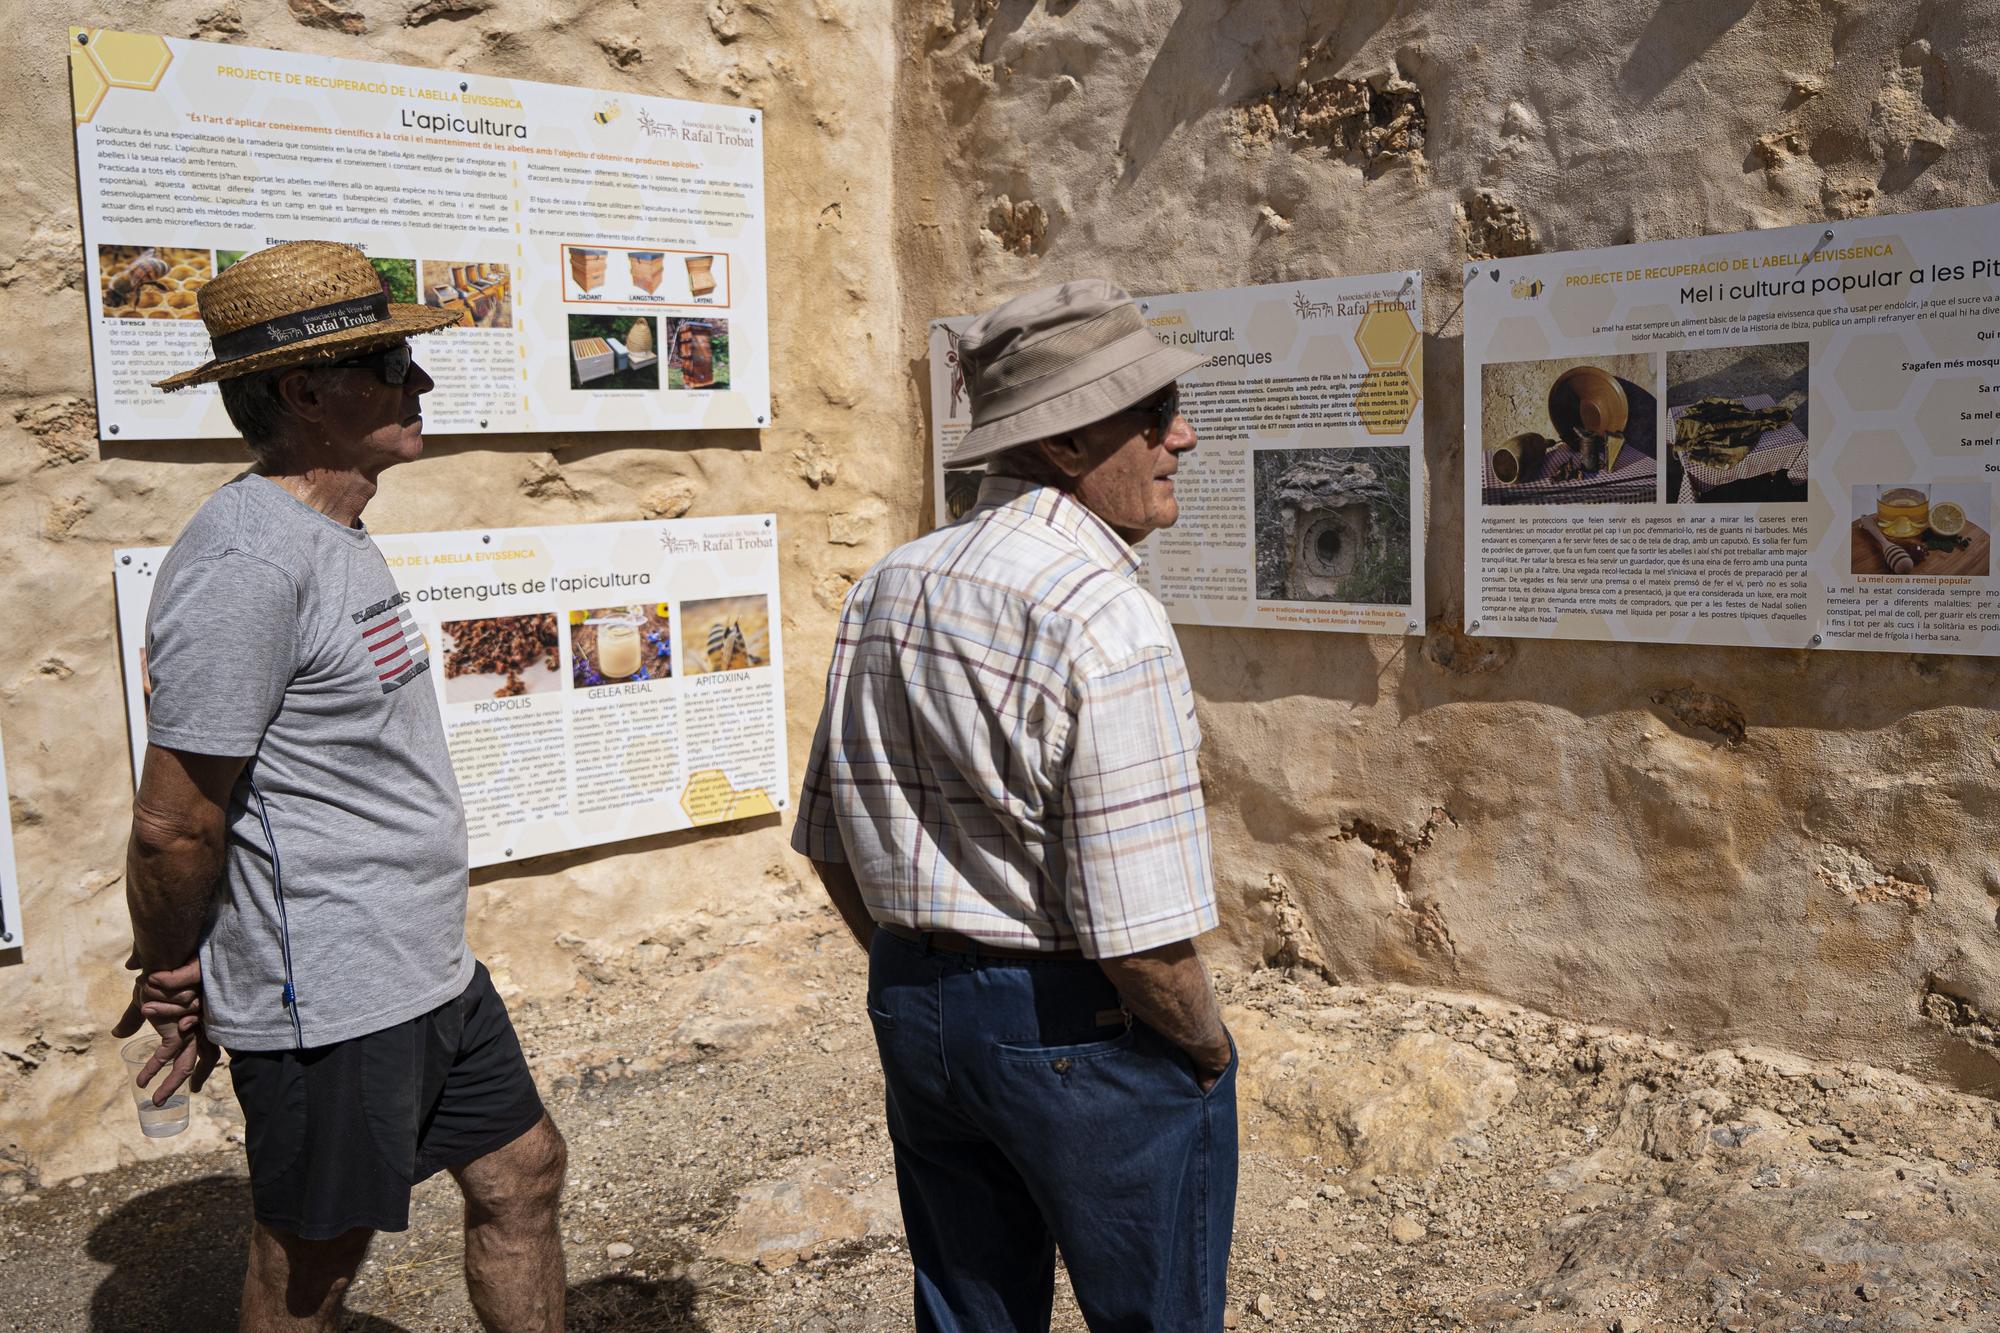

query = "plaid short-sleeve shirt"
(791, 476), (1216, 958)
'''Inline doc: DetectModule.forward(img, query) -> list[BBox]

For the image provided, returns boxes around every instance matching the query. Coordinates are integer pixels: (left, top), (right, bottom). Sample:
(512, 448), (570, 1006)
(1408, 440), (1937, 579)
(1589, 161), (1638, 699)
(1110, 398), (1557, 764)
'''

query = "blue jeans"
(866, 928), (1238, 1332)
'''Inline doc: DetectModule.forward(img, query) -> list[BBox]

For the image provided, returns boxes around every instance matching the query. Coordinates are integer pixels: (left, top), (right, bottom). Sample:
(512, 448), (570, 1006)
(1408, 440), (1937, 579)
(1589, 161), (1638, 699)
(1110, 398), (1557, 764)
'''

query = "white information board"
(69, 27), (768, 440)
(0, 728), (21, 956)
(1464, 203), (2000, 653)
(931, 274), (1425, 636)
(115, 515), (786, 868)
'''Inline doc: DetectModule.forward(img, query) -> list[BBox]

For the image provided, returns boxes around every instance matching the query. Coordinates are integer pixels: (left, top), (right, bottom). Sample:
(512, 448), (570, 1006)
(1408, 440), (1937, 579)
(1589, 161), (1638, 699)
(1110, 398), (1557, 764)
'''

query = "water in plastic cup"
(121, 1036), (190, 1138)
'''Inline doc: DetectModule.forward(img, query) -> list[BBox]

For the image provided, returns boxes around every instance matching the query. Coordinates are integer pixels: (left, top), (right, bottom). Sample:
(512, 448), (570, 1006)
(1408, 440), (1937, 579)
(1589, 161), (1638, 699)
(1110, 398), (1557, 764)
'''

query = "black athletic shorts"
(227, 960), (545, 1240)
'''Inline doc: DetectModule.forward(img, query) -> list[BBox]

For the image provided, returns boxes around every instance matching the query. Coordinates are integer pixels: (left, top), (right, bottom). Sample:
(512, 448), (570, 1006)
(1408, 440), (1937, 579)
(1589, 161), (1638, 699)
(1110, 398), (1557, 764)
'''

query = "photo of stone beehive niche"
(1666, 342), (1809, 504)
(679, 595), (770, 675)
(441, 612), (562, 703)
(666, 318), (730, 390)
(1480, 354), (1660, 506)
(569, 604), (672, 688)
(942, 468), (982, 521)
(567, 314), (661, 390)
(1849, 482), (1990, 578)
(97, 245), (213, 319)
(421, 260), (513, 329)
(1253, 447), (1413, 605)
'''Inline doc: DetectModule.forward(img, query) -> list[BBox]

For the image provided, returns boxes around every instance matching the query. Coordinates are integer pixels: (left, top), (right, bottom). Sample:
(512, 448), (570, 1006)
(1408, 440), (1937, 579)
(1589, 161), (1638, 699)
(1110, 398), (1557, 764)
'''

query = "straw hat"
(944, 278), (1208, 467)
(156, 241), (458, 392)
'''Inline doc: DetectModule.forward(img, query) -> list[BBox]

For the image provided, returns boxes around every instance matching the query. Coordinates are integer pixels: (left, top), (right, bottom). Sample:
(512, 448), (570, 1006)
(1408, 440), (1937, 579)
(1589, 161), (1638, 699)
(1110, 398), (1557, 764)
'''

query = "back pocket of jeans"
(992, 1027), (1136, 1064)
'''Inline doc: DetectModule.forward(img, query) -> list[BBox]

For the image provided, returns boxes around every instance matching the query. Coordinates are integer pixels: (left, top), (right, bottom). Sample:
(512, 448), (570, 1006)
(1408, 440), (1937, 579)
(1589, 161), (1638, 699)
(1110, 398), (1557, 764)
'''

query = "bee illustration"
(704, 620), (765, 672)
(107, 250), (170, 304)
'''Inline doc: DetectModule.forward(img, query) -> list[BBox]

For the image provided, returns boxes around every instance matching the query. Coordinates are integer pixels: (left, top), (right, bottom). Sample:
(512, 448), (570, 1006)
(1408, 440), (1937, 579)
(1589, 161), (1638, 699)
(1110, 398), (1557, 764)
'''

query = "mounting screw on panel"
(1810, 633), (1823, 646)
(77, 30), (88, 43)
(1469, 619), (1482, 631)
(757, 415), (766, 424)
(481, 534), (491, 544)
(479, 419), (489, 428)
(503, 847), (513, 857)
(121, 555), (132, 565)
(459, 81), (469, 92)
(1, 931), (13, 944)
(1407, 620), (1419, 633)
(109, 425), (120, 435)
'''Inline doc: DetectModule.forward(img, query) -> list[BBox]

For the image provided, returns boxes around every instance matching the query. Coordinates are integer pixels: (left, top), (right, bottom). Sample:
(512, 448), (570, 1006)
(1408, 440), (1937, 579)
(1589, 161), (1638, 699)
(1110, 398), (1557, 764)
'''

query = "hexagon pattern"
(70, 28), (173, 125)
(1355, 302), (1418, 371)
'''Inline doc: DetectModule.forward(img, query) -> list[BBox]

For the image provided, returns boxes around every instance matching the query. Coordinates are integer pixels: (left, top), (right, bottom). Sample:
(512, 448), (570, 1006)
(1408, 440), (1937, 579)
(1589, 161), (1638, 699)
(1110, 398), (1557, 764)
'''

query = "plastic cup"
(121, 1036), (190, 1138)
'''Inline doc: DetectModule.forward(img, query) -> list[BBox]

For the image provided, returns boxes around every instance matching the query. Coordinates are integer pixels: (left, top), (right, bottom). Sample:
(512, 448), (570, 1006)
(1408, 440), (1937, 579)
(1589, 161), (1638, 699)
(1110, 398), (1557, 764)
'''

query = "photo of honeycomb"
(98, 245), (214, 321)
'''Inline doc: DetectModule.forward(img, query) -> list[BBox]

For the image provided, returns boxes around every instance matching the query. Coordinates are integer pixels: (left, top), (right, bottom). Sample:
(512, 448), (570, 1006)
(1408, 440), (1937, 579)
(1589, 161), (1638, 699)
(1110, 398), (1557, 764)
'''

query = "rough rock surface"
(5, 903), (1999, 1330)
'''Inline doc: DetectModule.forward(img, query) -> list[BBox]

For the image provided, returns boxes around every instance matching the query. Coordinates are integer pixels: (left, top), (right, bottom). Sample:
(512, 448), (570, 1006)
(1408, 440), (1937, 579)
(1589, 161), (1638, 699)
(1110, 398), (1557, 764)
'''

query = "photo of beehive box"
(679, 595), (770, 676)
(568, 246), (608, 295)
(97, 245), (213, 320)
(1480, 353), (1660, 506)
(629, 251), (665, 295)
(421, 260), (513, 328)
(685, 254), (718, 298)
(567, 315), (660, 390)
(666, 318), (730, 390)
(1665, 342), (1809, 504)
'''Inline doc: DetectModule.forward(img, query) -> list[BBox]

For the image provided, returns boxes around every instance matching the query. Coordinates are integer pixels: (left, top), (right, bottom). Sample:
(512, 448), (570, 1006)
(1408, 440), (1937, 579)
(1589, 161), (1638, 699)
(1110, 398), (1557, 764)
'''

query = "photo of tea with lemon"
(1850, 484), (1990, 578)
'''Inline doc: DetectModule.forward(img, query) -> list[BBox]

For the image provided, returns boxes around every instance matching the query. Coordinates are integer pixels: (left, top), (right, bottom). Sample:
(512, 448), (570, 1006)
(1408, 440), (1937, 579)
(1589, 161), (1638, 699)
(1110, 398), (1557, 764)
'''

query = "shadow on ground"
(85, 1175), (708, 1332)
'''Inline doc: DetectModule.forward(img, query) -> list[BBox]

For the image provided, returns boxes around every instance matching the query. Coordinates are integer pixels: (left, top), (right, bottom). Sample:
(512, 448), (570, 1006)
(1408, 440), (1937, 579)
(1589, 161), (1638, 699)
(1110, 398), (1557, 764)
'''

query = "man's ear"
(1033, 431), (1091, 481)
(272, 367), (325, 424)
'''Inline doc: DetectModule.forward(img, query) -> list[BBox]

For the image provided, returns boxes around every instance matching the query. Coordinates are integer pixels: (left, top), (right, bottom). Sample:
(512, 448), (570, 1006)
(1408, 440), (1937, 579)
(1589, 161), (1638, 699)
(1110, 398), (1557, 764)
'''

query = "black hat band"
(209, 293), (392, 362)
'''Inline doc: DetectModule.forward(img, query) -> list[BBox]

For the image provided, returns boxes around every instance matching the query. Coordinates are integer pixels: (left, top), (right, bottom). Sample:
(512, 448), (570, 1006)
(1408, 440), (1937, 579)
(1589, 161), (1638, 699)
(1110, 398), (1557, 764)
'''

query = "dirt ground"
(6, 878), (1999, 1331)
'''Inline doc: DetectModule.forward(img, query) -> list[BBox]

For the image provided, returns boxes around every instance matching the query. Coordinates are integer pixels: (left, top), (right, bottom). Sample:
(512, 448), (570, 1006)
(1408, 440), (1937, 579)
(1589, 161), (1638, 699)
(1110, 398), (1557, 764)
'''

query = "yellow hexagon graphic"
(70, 40), (108, 123)
(1354, 368), (1418, 435)
(680, 769), (778, 825)
(1354, 301), (1419, 371)
(88, 29), (173, 91)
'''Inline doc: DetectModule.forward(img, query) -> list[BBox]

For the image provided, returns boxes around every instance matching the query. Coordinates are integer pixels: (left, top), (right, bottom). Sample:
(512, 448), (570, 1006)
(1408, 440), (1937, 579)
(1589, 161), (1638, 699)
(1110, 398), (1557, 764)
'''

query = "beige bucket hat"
(945, 279), (1209, 467)
(156, 241), (458, 392)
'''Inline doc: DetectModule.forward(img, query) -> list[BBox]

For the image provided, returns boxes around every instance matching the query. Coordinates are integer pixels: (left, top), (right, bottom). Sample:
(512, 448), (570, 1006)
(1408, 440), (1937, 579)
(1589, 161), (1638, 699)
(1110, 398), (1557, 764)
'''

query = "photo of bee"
(1480, 354), (1660, 506)
(1665, 343), (1809, 504)
(679, 596), (770, 676)
(98, 245), (214, 320)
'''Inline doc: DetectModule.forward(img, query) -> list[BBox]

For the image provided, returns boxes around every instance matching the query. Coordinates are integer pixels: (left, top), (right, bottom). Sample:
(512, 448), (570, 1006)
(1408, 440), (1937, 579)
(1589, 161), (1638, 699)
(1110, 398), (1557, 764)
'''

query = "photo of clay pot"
(666, 318), (730, 391)
(1480, 354), (1660, 506)
(421, 260), (513, 329)
(567, 314), (661, 390)
(441, 613), (562, 703)
(1665, 342), (1809, 504)
(98, 245), (213, 320)
(1253, 447), (1413, 605)
(1849, 483), (1990, 578)
(569, 605), (672, 688)
(680, 596), (770, 676)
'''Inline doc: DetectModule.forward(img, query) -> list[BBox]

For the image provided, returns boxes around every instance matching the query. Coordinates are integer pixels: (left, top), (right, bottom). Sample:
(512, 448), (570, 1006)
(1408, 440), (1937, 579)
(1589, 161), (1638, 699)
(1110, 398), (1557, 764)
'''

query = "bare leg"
(240, 1223), (372, 1332)
(450, 1113), (568, 1332)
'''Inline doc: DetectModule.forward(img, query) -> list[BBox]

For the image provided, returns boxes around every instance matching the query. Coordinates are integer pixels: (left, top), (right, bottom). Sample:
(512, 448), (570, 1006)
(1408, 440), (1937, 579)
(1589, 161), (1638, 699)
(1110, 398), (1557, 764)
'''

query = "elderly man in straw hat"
(114, 242), (566, 1332)
(793, 279), (1236, 1330)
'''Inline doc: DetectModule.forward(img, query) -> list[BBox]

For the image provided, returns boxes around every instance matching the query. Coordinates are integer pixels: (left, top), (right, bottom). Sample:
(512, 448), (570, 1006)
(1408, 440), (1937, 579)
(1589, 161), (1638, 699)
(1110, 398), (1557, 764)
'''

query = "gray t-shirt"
(146, 474), (473, 1051)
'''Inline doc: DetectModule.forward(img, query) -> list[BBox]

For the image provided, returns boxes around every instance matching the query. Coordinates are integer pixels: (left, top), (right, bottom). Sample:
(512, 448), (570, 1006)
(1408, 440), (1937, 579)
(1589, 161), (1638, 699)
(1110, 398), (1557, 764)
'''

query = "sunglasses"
(1128, 382), (1180, 439)
(322, 342), (415, 386)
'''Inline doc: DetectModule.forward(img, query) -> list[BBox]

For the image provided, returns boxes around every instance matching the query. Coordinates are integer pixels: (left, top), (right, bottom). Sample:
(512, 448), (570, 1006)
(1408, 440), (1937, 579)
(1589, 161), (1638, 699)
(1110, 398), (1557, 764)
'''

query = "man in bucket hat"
(116, 241), (566, 1331)
(794, 279), (1237, 1330)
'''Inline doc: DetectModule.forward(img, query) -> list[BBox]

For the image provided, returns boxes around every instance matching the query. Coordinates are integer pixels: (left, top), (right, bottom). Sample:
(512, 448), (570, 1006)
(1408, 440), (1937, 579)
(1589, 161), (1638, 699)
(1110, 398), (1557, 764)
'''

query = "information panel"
(1464, 204), (2000, 653)
(931, 274), (1425, 636)
(0, 728), (21, 957)
(114, 515), (786, 868)
(69, 27), (768, 441)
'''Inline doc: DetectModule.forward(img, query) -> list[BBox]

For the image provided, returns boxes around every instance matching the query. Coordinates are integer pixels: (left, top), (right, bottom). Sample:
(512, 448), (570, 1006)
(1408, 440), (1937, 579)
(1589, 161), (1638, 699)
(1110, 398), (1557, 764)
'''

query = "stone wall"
(893, 0), (2000, 1092)
(0, 0), (905, 1181)
(7, 0), (2000, 1185)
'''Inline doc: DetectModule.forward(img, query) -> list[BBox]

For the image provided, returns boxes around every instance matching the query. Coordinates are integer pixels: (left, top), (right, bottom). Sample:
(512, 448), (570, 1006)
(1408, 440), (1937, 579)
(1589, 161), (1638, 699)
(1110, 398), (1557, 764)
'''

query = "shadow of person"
(566, 1272), (709, 1332)
(84, 1174), (408, 1332)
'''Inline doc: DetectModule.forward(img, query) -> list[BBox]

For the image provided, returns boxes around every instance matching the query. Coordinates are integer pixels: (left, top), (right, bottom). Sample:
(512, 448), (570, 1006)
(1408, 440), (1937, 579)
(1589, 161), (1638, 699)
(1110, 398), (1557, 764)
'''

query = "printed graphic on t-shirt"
(351, 592), (431, 693)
